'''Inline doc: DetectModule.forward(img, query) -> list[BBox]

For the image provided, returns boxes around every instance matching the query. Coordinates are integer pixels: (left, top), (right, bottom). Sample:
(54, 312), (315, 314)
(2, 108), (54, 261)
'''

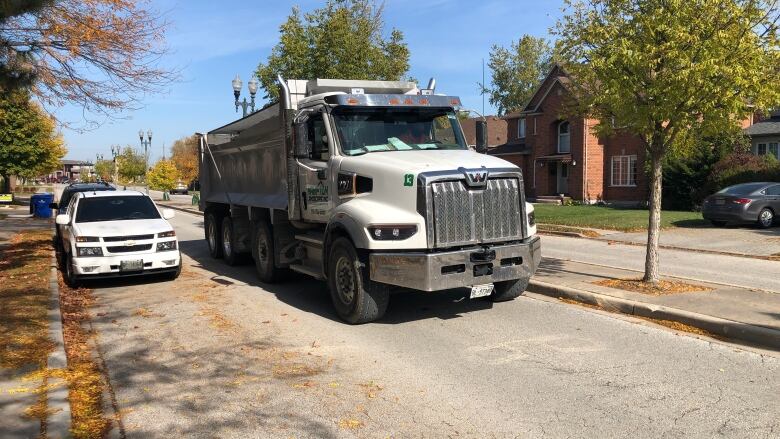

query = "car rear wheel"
(758, 208), (774, 229)
(205, 210), (223, 259)
(326, 237), (389, 324)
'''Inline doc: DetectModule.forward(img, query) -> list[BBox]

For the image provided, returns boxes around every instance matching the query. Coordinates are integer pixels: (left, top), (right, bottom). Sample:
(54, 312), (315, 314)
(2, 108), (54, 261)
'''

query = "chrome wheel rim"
(257, 235), (269, 265)
(760, 210), (773, 226)
(335, 256), (356, 305)
(222, 225), (231, 256)
(207, 221), (216, 252)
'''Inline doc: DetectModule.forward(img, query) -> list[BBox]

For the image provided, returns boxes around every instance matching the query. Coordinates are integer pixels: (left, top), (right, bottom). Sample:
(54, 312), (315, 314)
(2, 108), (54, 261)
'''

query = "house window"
(770, 142), (779, 158)
(757, 143), (767, 155)
(518, 119), (526, 139)
(558, 121), (570, 153)
(611, 155), (637, 187)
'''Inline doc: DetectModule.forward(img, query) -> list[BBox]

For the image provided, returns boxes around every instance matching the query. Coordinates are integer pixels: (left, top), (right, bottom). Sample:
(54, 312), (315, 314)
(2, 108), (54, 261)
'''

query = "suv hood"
(74, 219), (173, 237)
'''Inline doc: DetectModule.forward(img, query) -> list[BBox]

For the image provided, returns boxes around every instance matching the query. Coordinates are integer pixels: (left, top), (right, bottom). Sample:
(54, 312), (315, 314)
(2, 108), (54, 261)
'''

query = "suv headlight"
(76, 236), (100, 242)
(158, 230), (176, 238)
(367, 225), (417, 240)
(77, 247), (103, 257)
(156, 241), (177, 251)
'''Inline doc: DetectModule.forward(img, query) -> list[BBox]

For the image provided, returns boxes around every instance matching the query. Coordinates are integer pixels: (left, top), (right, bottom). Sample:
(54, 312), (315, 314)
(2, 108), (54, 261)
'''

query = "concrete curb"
(528, 279), (780, 351)
(47, 253), (71, 438)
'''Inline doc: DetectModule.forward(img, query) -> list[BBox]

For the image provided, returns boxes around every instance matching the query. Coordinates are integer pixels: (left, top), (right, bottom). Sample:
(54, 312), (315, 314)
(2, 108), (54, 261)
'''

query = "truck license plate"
(120, 260), (143, 272)
(470, 283), (494, 299)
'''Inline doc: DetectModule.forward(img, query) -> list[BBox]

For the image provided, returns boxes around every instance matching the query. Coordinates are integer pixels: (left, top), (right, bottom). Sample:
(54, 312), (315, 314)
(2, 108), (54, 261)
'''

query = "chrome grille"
(106, 244), (153, 253)
(103, 234), (154, 242)
(430, 178), (522, 247)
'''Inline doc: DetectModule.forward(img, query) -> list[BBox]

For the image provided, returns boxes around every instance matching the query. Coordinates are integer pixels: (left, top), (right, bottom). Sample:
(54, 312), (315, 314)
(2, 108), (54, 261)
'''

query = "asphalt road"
(541, 234), (780, 293)
(87, 211), (779, 438)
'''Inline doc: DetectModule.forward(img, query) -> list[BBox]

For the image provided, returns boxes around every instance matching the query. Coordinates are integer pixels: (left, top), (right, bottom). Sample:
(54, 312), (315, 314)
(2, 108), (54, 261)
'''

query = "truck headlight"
(368, 225), (417, 240)
(156, 240), (177, 251)
(77, 247), (103, 257)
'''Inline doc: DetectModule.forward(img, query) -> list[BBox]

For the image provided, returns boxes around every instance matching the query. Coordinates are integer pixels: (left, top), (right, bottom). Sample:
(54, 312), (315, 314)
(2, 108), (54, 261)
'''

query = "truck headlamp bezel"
(367, 225), (417, 241)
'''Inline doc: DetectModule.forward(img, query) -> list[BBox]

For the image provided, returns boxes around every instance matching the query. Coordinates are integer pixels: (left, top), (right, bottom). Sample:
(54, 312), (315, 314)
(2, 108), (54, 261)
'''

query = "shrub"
(705, 152), (780, 194)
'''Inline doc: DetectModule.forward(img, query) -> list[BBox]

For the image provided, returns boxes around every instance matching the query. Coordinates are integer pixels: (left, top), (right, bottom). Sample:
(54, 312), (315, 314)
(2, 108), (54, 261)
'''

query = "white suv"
(55, 190), (181, 287)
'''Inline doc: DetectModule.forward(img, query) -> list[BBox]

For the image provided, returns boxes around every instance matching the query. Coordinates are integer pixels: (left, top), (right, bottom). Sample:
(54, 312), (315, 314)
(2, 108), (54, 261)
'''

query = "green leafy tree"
(146, 159), (180, 191)
(115, 145), (145, 184)
(480, 35), (553, 115)
(93, 158), (113, 181)
(555, 0), (780, 283)
(0, 90), (66, 192)
(255, 0), (410, 101)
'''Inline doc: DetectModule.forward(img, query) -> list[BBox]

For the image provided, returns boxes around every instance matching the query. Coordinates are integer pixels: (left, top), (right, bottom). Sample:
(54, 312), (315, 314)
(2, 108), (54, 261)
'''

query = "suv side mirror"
(162, 208), (175, 220)
(475, 120), (488, 153)
(55, 214), (70, 225)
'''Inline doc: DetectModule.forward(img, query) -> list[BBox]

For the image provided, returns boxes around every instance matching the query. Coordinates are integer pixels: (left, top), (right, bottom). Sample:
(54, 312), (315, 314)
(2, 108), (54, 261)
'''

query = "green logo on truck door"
(403, 174), (414, 186)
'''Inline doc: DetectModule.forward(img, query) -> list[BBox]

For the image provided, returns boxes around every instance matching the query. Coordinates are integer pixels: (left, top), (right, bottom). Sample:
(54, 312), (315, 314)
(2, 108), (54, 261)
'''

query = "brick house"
(491, 65), (648, 203)
(744, 110), (780, 158)
(460, 116), (507, 148)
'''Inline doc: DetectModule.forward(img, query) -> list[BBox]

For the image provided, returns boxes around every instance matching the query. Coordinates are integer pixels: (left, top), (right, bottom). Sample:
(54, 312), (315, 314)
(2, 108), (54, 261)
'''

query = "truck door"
(297, 109), (331, 222)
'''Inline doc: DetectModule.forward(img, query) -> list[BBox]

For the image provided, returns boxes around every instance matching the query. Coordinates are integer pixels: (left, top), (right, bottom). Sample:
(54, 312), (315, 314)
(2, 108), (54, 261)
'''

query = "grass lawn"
(533, 204), (705, 232)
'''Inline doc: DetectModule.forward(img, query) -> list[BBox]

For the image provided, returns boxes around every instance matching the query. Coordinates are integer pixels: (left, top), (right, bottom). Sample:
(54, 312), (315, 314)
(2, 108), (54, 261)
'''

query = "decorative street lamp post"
(138, 129), (152, 172)
(110, 145), (121, 184)
(232, 74), (258, 117)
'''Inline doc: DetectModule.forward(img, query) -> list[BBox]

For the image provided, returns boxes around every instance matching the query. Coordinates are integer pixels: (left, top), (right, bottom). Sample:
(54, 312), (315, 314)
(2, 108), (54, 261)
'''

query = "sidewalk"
(530, 258), (780, 350)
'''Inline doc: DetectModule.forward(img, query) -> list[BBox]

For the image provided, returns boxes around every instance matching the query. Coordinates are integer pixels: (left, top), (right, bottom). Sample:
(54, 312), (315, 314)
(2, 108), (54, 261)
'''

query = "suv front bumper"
(369, 236), (541, 291)
(72, 251), (181, 276)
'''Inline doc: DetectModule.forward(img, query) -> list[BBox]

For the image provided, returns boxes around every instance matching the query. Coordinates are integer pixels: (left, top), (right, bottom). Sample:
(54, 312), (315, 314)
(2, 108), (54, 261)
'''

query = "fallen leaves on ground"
(594, 278), (713, 295)
(338, 418), (364, 430)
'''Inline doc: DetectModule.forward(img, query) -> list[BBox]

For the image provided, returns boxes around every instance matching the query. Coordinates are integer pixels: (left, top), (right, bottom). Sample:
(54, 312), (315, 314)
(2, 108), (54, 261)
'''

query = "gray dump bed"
(199, 103), (290, 210)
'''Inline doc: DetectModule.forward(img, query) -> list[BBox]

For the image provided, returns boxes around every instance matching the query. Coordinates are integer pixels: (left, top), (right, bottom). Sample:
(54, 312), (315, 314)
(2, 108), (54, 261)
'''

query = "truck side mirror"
(475, 120), (488, 153)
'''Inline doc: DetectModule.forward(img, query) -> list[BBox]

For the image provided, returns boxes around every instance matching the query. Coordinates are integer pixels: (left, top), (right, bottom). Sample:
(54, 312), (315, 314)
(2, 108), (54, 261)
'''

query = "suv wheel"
(326, 237), (389, 324)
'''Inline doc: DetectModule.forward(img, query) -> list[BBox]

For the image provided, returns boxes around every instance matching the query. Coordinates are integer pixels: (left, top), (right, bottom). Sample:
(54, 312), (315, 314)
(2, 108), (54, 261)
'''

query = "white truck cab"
(199, 78), (540, 323)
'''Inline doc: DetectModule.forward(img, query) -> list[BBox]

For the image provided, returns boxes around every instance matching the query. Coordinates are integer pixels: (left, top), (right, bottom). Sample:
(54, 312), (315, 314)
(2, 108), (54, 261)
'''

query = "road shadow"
(177, 238), (497, 325)
(670, 219), (710, 228)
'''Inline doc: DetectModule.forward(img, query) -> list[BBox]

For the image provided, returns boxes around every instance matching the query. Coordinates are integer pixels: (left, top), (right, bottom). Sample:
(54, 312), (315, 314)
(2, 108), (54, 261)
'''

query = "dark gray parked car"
(702, 182), (780, 228)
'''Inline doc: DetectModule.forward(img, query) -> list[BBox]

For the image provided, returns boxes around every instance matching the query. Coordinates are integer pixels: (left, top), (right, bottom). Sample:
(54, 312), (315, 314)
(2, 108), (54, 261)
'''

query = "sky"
(56, 0), (565, 162)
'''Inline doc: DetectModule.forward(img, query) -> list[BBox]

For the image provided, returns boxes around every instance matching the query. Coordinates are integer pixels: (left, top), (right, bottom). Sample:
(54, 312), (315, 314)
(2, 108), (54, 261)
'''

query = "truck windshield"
(332, 107), (467, 156)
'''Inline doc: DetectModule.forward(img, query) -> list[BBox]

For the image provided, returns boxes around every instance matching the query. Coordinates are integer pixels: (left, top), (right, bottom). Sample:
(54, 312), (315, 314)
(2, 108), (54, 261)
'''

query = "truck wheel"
(490, 277), (529, 302)
(221, 217), (241, 266)
(252, 220), (279, 283)
(205, 210), (223, 259)
(327, 237), (389, 324)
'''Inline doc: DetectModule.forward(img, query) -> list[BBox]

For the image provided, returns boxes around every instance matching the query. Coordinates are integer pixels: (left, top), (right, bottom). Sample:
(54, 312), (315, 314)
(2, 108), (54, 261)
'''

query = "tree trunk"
(643, 150), (664, 283)
(0, 174), (9, 194)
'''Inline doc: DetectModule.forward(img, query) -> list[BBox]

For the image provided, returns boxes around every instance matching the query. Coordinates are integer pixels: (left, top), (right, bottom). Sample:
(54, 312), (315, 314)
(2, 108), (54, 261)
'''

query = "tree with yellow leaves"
(146, 159), (180, 192)
(170, 135), (198, 184)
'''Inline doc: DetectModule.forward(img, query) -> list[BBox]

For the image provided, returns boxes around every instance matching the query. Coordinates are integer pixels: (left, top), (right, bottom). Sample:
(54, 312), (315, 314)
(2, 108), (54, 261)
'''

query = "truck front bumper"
(369, 236), (541, 291)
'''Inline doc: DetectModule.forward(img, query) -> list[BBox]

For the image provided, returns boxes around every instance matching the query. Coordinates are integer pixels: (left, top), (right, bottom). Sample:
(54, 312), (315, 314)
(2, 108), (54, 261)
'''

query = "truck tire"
(490, 277), (529, 302)
(327, 237), (389, 324)
(205, 210), (223, 259)
(221, 217), (241, 266)
(252, 220), (279, 283)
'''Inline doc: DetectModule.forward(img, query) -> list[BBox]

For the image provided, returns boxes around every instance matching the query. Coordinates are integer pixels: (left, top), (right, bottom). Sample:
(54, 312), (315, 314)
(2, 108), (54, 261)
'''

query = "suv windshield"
(75, 196), (160, 223)
(717, 183), (767, 195)
(332, 107), (467, 156)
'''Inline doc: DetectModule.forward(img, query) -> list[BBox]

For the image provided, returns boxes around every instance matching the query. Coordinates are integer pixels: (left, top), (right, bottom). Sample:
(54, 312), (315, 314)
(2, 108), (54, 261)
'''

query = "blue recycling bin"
(31, 193), (54, 218)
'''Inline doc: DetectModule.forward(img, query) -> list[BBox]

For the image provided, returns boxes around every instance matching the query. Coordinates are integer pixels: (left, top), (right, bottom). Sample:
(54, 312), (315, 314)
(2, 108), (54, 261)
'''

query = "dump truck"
(198, 77), (540, 323)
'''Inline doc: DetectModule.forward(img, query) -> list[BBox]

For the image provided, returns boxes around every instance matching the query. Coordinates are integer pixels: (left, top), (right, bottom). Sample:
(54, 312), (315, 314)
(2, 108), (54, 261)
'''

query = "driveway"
(82, 210), (780, 438)
(596, 224), (780, 256)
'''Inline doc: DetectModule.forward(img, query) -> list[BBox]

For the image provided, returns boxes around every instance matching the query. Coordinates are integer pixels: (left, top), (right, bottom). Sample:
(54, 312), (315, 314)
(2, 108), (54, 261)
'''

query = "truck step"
(294, 232), (325, 246)
(289, 264), (324, 280)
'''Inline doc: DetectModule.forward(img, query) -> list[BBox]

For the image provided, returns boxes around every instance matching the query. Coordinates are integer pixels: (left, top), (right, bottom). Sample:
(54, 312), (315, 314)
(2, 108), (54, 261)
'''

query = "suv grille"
(430, 178), (522, 247)
(103, 234), (154, 242)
